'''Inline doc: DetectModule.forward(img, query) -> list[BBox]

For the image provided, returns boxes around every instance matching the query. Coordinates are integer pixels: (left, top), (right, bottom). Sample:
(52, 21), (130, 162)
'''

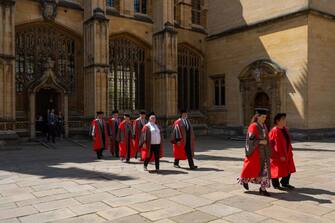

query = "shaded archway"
(239, 59), (285, 126)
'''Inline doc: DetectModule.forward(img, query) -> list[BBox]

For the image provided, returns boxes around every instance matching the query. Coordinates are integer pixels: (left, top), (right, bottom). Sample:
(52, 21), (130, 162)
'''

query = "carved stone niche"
(40, 0), (58, 21)
(239, 59), (285, 126)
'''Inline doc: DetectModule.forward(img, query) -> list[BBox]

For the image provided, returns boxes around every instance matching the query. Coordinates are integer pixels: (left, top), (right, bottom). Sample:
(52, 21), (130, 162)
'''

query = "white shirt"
(148, 122), (161, 145)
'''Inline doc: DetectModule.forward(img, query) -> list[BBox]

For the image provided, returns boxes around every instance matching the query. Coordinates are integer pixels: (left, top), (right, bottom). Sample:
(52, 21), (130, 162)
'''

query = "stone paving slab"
(0, 137), (334, 222)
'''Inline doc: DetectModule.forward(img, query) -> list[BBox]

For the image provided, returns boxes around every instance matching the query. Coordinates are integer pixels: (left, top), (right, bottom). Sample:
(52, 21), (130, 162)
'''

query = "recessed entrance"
(36, 89), (60, 120)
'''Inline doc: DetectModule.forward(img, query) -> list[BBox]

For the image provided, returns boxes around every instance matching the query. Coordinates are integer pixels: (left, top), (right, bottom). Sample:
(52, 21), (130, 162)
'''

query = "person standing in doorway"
(133, 111), (147, 160)
(47, 109), (57, 143)
(238, 108), (272, 196)
(91, 111), (109, 159)
(171, 110), (198, 170)
(269, 113), (296, 190)
(108, 110), (121, 157)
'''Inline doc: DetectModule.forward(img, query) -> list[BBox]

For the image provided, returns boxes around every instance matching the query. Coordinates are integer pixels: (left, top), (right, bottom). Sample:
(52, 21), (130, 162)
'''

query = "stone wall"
(206, 15), (308, 128)
(308, 14), (335, 128)
(208, 0), (308, 35)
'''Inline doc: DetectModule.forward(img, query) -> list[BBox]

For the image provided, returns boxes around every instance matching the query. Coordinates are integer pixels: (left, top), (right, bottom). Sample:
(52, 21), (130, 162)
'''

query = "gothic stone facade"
(1, 0), (335, 138)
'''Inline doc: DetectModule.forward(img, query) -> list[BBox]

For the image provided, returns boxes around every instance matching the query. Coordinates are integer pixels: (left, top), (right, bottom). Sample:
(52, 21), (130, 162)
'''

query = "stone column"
(0, 0), (16, 131)
(177, 0), (192, 29)
(119, 0), (134, 16)
(152, 0), (178, 129)
(83, 0), (109, 118)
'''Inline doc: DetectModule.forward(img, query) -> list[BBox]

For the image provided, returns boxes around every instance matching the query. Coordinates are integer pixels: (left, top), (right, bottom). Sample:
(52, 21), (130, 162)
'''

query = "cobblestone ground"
(0, 136), (334, 223)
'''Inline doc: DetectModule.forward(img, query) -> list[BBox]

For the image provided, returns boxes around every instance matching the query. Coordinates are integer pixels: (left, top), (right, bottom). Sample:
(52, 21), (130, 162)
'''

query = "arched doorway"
(254, 92), (271, 128)
(15, 22), (79, 137)
(36, 89), (60, 118)
(239, 59), (285, 127)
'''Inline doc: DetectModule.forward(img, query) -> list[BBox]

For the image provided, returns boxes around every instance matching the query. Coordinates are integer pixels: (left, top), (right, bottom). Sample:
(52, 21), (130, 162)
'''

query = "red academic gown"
(140, 124), (163, 161)
(91, 119), (109, 152)
(108, 117), (121, 155)
(171, 118), (195, 160)
(240, 122), (269, 178)
(133, 118), (147, 154)
(269, 126), (296, 178)
(117, 120), (136, 158)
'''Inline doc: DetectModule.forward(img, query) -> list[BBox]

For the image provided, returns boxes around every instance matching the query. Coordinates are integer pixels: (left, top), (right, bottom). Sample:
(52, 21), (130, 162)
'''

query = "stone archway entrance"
(239, 59), (285, 127)
(28, 58), (69, 138)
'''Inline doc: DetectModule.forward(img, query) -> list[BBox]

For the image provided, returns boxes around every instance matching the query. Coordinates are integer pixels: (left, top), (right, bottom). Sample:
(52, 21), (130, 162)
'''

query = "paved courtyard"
(0, 136), (334, 223)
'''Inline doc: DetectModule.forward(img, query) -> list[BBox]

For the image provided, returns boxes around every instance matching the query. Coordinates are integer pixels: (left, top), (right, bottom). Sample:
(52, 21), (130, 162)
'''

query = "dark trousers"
(174, 134), (195, 168)
(114, 142), (119, 157)
(126, 141), (131, 162)
(144, 144), (160, 170)
(96, 148), (104, 159)
(272, 174), (291, 187)
(47, 124), (56, 143)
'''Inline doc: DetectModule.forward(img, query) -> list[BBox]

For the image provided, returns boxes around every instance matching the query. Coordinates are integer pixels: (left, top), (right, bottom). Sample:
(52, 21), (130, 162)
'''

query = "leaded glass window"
(15, 24), (76, 93)
(178, 45), (202, 110)
(134, 0), (147, 14)
(109, 38), (145, 112)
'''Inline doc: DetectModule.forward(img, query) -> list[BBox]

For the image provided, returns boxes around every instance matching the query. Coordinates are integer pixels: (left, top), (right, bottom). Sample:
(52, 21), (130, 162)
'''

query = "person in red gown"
(171, 110), (198, 170)
(140, 113), (164, 173)
(269, 113), (296, 190)
(90, 111), (109, 159)
(133, 111), (147, 160)
(238, 108), (271, 196)
(117, 113), (135, 163)
(108, 110), (121, 157)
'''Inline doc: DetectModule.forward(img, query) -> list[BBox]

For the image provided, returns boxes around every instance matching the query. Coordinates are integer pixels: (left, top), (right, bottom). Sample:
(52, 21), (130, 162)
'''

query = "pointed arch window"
(15, 24), (76, 93)
(109, 38), (146, 112)
(178, 45), (202, 110)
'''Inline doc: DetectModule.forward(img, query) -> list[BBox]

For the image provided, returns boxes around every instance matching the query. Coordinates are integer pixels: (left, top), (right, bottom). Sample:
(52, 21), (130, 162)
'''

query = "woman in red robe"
(139, 113), (164, 172)
(269, 113), (296, 190)
(117, 113), (135, 162)
(238, 108), (271, 196)
(90, 111), (109, 159)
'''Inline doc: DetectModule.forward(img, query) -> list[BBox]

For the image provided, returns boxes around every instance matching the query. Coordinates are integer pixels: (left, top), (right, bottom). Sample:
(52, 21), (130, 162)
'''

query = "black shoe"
(259, 188), (271, 196)
(174, 164), (181, 168)
(282, 184), (295, 190)
(144, 166), (148, 171)
(243, 183), (249, 190)
(273, 186), (285, 190)
(190, 165), (198, 170)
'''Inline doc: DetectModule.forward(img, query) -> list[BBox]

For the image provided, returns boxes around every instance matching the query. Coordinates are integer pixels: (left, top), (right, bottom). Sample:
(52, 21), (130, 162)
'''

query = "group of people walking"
(238, 109), (296, 196)
(90, 107), (295, 195)
(90, 110), (198, 173)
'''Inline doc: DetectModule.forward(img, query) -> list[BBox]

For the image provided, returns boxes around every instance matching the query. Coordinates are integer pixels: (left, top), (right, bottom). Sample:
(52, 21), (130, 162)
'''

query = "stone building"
(1, 0), (335, 139)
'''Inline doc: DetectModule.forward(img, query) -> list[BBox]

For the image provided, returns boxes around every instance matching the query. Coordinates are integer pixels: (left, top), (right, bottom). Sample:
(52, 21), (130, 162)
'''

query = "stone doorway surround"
(27, 58), (69, 138)
(239, 59), (285, 126)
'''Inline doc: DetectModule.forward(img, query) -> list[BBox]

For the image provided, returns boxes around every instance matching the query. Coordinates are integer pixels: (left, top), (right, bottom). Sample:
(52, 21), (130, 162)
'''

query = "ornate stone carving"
(239, 59), (285, 126)
(40, 0), (57, 21)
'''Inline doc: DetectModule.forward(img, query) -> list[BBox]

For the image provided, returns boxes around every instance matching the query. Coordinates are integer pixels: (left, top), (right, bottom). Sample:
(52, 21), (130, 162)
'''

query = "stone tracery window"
(178, 45), (202, 111)
(15, 24), (76, 93)
(109, 37), (145, 112)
